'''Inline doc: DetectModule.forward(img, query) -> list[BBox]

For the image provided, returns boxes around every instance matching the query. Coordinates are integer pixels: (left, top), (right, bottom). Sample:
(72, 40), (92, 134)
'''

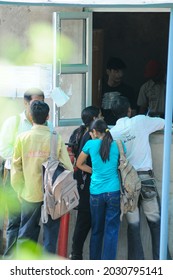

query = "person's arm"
(76, 151), (92, 174)
(0, 116), (18, 159)
(11, 136), (24, 197)
(58, 134), (73, 171)
(144, 116), (165, 134)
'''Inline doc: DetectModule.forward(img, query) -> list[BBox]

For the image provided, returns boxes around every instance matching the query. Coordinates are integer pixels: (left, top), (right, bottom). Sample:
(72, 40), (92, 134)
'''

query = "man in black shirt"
(101, 57), (136, 125)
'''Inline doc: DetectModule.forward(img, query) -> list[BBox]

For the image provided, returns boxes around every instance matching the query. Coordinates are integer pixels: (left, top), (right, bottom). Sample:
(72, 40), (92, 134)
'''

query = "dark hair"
(90, 119), (113, 162)
(111, 96), (130, 121)
(30, 100), (49, 125)
(107, 57), (126, 70)
(81, 106), (100, 127)
(77, 105), (100, 142)
(68, 106), (100, 157)
(24, 88), (45, 103)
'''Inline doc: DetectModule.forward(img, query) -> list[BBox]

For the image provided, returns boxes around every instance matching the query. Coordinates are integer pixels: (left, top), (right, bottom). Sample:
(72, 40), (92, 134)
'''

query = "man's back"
(11, 125), (73, 203)
(110, 115), (164, 170)
(12, 125), (50, 201)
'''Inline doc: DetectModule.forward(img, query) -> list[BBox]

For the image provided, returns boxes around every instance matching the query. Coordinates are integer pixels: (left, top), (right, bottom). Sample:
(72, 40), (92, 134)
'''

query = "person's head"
(144, 59), (164, 82)
(106, 57), (126, 86)
(69, 106), (102, 153)
(111, 95), (131, 121)
(89, 119), (113, 162)
(81, 106), (102, 127)
(30, 100), (49, 125)
(24, 88), (45, 122)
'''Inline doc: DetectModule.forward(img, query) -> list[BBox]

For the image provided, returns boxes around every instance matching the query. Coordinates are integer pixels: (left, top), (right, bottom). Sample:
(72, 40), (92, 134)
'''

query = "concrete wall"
(0, 6), (82, 38)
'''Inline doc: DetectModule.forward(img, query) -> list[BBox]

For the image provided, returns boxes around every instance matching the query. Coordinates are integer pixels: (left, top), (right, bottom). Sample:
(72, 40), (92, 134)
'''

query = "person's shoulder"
(84, 138), (92, 145)
(4, 114), (18, 123)
(83, 138), (97, 148)
(130, 114), (148, 124)
(114, 115), (146, 128)
(144, 115), (165, 123)
(110, 124), (117, 134)
(16, 129), (31, 141)
(132, 114), (146, 120)
(132, 114), (165, 125)
(47, 120), (54, 132)
(140, 79), (154, 90)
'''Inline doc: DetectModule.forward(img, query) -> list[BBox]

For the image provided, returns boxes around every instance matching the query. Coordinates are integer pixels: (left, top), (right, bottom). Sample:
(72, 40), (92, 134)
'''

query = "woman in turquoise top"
(76, 119), (121, 260)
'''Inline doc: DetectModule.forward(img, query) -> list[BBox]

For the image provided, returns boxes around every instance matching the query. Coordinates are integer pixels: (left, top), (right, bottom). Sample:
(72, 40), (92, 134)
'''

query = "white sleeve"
(0, 116), (18, 159)
(144, 116), (165, 134)
(110, 126), (117, 140)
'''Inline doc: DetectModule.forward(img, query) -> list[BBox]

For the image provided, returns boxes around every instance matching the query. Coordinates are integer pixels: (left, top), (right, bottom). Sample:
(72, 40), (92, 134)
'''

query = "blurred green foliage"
(0, 21), (74, 65)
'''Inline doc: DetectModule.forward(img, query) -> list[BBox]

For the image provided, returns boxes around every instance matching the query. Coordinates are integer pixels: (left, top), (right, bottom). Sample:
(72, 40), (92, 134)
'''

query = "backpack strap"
(41, 194), (48, 224)
(116, 140), (126, 221)
(41, 130), (58, 224)
(50, 130), (58, 159)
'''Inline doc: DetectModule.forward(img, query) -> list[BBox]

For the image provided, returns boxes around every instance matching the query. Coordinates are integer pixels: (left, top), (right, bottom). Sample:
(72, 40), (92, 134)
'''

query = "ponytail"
(100, 130), (113, 162)
(90, 119), (113, 162)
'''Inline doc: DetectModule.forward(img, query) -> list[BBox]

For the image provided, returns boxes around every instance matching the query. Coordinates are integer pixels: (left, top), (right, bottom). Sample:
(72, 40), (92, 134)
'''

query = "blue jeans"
(126, 173), (160, 260)
(3, 170), (21, 257)
(43, 215), (60, 254)
(18, 201), (60, 255)
(17, 199), (42, 251)
(89, 191), (120, 260)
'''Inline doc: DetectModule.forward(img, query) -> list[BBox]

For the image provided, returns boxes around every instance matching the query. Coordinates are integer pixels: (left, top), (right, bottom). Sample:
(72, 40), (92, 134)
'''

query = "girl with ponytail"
(76, 119), (121, 260)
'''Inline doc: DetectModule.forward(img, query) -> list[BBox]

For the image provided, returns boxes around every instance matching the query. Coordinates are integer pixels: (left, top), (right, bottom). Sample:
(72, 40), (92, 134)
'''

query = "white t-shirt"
(110, 115), (165, 171)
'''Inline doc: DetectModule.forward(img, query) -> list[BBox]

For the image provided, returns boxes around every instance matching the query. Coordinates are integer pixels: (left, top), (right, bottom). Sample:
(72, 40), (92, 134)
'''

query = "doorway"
(92, 12), (169, 108)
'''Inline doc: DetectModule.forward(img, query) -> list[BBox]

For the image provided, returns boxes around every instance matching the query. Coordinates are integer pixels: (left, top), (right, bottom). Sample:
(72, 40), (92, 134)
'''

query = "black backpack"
(68, 125), (86, 158)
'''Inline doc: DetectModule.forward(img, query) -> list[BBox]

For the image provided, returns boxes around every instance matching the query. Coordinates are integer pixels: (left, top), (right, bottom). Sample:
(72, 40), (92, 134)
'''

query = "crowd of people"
(0, 55), (170, 260)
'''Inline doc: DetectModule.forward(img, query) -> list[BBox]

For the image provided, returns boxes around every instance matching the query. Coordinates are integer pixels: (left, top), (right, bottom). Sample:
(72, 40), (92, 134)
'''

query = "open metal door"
(52, 12), (92, 126)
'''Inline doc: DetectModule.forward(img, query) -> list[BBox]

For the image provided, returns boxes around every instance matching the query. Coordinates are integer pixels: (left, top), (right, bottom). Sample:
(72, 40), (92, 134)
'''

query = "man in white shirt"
(110, 95), (165, 260)
(0, 88), (52, 257)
